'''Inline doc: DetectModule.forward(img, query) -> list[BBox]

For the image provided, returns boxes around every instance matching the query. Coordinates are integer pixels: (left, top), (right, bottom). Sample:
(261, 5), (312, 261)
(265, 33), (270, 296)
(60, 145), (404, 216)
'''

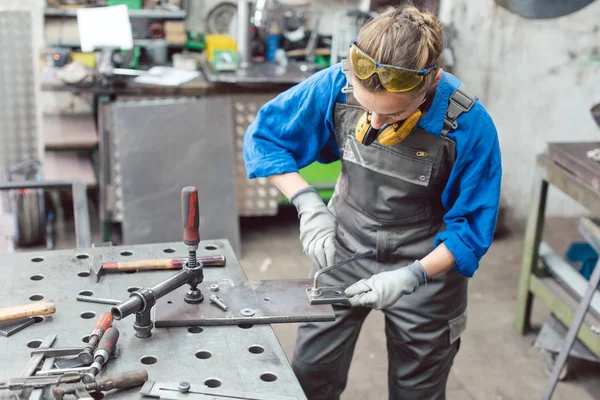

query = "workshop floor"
(237, 208), (600, 400)
(13, 202), (600, 399)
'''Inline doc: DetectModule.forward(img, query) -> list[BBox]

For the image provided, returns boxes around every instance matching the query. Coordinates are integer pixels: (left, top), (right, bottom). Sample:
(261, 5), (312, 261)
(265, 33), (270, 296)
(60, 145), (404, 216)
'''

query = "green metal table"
(515, 153), (600, 359)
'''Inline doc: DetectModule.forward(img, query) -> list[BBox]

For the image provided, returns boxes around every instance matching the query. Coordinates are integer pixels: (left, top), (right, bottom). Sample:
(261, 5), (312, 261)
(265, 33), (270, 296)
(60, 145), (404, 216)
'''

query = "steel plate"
(155, 279), (335, 327)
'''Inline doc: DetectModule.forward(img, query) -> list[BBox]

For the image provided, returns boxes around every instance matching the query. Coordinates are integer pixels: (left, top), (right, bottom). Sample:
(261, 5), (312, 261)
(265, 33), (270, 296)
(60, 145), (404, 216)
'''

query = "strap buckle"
(443, 87), (477, 132)
(341, 59), (353, 94)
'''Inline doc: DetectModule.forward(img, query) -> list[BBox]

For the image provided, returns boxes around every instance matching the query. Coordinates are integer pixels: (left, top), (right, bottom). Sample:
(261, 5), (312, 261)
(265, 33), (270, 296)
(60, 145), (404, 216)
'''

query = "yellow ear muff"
(355, 111), (371, 143)
(377, 109), (422, 146)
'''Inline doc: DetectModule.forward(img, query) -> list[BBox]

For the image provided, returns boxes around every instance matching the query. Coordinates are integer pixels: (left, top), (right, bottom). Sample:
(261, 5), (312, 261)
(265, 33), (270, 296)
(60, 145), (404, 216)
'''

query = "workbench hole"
(78, 271), (91, 278)
(30, 274), (44, 281)
(127, 286), (140, 293)
(29, 294), (44, 301)
(120, 251), (133, 256)
(263, 297), (271, 302)
(249, 346), (264, 354)
(27, 339), (42, 348)
(195, 351), (212, 359)
(163, 248), (175, 253)
(238, 324), (253, 329)
(80, 312), (96, 319)
(32, 317), (45, 323)
(204, 379), (221, 388)
(76, 254), (89, 260)
(140, 356), (157, 365)
(31, 257), (44, 263)
(82, 335), (90, 343)
(167, 301), (173, 304)
(205, 245), (218, 251)
(90, 392), (104, 400)
(188, 327), (203, 334)
(260, 373), (277, 382)
(79, 290), (94, 296)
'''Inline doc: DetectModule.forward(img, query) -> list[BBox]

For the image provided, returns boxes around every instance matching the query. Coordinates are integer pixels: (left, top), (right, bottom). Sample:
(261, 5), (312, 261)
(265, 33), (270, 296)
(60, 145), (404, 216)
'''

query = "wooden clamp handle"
(0, 301), (56, 323)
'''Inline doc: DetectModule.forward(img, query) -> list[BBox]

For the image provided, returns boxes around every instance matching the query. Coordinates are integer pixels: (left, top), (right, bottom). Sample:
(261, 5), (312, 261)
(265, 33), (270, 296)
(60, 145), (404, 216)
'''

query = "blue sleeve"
(243, 65), (347, 179)
(434, 104), (502, 277)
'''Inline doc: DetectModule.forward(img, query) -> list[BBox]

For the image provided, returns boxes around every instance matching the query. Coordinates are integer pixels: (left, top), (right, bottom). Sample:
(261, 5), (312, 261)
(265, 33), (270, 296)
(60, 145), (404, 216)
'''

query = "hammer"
(89, 254), (226, 283)
(0, 301), (56, 323)
(52, 369), (148, 400)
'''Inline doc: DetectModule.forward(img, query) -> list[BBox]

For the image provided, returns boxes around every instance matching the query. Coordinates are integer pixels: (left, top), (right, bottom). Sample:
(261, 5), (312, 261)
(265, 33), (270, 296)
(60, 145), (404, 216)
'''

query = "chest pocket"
(341, 130), (442, 224)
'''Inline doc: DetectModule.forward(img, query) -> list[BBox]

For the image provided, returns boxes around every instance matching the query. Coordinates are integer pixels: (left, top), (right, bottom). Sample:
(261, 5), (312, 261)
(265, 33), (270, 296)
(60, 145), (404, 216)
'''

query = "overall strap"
(442, 86), (477, 136)
(340, 59), (360, 106)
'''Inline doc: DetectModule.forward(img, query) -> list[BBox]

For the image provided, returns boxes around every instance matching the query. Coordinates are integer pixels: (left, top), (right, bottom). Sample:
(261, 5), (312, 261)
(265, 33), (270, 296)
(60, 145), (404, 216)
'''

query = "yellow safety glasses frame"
(348, 39), (437, 93)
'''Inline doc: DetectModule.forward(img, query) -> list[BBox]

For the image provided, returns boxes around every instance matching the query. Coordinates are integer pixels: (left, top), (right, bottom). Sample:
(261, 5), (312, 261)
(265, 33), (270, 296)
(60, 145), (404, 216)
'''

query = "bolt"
(210, 284), (219, 292)
(178, 382), (191, 393)
(209, 295), (228, 311)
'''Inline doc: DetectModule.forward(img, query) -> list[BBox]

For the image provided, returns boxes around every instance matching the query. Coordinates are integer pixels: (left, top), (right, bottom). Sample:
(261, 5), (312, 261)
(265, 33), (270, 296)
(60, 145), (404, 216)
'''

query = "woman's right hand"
(290, 187), (337, 270)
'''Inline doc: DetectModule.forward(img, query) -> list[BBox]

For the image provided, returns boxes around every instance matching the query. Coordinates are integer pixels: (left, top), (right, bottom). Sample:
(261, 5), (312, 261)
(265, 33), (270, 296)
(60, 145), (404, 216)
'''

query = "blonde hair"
(354, 4), (444, 96)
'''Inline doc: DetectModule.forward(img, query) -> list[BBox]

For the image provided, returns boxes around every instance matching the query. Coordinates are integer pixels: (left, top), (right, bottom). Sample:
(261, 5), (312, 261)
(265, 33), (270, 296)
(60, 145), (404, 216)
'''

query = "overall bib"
(292, 68), (476, 400)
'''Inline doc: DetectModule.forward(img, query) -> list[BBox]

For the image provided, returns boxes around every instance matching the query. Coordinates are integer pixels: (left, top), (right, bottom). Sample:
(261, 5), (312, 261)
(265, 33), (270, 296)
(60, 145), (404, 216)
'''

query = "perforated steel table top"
(0, 240), (309, 400)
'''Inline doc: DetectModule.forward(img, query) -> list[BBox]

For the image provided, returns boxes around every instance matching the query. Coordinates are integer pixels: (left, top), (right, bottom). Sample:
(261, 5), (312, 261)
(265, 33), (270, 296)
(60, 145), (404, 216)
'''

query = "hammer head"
(89, 254), (103, 283)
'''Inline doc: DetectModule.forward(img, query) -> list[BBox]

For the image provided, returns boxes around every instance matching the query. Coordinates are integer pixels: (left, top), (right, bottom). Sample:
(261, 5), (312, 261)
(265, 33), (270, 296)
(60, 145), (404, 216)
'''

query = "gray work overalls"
(292, 62), (477, 400)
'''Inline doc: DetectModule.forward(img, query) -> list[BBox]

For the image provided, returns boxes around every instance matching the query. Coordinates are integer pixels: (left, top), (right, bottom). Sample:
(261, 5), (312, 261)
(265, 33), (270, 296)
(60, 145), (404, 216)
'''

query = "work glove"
(290, 186), (337, 270)
(344, 261), (430, 309)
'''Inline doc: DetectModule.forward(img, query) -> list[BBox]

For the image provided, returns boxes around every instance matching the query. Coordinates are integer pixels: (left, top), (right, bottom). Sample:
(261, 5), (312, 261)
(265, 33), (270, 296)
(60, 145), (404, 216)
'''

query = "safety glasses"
(348, 40), (437, 93)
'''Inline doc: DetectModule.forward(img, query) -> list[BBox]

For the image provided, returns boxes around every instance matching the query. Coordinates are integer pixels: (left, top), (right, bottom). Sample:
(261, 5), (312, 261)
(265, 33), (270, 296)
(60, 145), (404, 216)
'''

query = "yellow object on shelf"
(205, 35), (236, 62)
(71, 52), (96, 68)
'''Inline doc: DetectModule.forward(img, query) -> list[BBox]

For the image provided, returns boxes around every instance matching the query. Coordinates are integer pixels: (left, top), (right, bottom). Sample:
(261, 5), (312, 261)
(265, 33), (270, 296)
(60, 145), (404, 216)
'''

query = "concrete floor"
(8, 201), (600, 399)
(236, 208), (600, 400)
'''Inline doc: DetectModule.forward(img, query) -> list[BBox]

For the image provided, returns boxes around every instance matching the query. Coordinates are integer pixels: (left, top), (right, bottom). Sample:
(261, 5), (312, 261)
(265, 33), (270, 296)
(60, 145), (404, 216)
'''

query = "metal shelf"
(46, 40), (185, 48)
(44, 7), (186, 19)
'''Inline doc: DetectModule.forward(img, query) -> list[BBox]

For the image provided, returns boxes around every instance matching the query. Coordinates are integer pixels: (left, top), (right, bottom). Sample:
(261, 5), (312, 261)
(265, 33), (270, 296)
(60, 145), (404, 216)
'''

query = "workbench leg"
(515, 164), (548, 334)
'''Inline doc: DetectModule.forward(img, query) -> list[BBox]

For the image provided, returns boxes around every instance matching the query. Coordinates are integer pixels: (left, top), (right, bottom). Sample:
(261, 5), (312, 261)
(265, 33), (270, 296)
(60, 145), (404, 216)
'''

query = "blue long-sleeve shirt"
(243, 63), (502, 277)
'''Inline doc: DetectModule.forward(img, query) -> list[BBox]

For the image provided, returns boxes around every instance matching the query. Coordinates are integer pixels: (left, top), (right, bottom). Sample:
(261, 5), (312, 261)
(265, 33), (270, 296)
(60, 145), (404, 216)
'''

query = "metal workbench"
(0, 238), (316, 400)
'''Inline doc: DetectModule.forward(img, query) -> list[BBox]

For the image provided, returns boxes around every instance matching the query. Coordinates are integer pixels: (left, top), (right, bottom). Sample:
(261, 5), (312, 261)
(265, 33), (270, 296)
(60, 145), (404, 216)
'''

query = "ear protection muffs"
(355, 109), (422, 147)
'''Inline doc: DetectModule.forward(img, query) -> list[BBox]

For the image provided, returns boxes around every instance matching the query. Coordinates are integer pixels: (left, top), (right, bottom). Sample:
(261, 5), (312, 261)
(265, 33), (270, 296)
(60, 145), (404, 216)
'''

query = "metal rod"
(35, 367), (89, 376)
(236, 0), (251, 67)
(312, 250), (374, 291)
(76, 296), (121, 306)
(30, 347), (84, 358)
(20, 334), (57, 377)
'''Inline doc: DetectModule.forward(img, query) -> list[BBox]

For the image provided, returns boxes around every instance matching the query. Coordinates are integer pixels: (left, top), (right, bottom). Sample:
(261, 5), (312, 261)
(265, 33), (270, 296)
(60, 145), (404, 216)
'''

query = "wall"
(438, 0), (600, 222)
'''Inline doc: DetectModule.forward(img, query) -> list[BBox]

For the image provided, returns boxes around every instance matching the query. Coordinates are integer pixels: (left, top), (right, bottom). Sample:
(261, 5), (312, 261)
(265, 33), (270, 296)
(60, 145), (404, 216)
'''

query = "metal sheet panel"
(112, 97), (240, 255)
(154, 279), (335, 327)
(0, 240), (308, 399)
(231, 94), (282, 217)
(0, 0), (44, 179)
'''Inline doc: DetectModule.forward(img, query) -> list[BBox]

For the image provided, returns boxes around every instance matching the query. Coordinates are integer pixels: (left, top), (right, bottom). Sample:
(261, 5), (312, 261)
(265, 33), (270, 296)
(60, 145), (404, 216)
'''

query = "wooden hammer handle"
(103, 255), (226, 272)
(0, 301), (56, 323)
(104, 259), (181, 271)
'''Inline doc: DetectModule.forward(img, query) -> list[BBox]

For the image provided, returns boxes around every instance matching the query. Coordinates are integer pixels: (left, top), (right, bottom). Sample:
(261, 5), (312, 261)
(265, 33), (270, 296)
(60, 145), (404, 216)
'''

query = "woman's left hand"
(344, 260), (430, 309)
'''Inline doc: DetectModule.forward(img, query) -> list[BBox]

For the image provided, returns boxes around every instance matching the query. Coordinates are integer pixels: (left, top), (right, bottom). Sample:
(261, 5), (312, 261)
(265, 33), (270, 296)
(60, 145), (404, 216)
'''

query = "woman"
(243, 5), (502, 399)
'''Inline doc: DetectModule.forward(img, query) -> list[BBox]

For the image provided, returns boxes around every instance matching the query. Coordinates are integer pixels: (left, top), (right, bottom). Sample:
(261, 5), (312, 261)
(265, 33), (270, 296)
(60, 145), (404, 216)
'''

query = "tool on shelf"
(0, 300), (56, 323)
(78, 312), (113, 364)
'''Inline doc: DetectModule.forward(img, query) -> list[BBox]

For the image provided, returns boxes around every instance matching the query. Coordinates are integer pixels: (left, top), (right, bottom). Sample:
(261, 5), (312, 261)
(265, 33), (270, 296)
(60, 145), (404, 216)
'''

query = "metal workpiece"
(140, 380), (299, 400)
(0, 317), (35, 337)
(30, 347), (84, 358)
(0, 373), (81, 391)
(0, 240), (309, 400)
(154, 279), (334, 327)
(307, 251), (375, 304)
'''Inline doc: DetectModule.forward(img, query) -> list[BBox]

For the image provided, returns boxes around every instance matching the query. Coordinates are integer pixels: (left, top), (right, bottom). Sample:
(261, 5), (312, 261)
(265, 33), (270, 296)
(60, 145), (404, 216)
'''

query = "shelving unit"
(44, 7), (186, 19)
